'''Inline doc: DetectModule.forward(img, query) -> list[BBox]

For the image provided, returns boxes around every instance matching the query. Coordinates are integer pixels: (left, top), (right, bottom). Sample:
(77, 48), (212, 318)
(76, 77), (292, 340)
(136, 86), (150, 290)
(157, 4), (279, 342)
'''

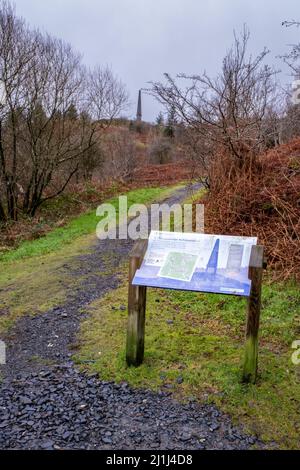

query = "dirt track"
(0, 185), (261, 450)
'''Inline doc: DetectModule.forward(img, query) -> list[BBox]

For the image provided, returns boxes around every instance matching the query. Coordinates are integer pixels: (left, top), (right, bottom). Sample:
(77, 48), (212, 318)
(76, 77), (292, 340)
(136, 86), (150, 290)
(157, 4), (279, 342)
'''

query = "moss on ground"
(0, 186), (178, 263)
(0, 186), (176, 334)
(0, 237), (93, 334)
(1, 181), (299, 448)
(75, 272), (300, 449)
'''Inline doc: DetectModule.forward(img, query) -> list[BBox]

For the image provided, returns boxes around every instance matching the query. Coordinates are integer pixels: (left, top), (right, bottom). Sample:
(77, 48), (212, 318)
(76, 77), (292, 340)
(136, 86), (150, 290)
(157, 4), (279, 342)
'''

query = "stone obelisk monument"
(136, 89), (142, 122)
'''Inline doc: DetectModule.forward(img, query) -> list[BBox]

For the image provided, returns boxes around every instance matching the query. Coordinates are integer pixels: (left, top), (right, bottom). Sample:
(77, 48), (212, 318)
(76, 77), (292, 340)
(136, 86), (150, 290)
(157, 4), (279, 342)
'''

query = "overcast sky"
(12, 0), (300, 122)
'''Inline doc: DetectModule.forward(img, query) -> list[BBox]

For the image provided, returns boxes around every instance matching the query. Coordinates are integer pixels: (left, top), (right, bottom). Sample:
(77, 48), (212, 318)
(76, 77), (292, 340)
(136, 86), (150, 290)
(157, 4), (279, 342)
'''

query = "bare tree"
(101, 128), (137, 182)
(87, 66), (129, 125)
(282, 20), (300, 28)
(277, 19), (300, 142)
(0, 1), (36, 219)
(77, 66), (129, 181)
(0, 1), (129, 220)
(150, 27), (277, 187)
(148, 137), (173, 164)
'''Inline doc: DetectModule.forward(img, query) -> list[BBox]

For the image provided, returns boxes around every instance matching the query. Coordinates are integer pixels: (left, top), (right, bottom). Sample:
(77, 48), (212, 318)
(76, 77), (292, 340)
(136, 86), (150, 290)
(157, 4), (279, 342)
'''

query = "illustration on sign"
(132, 231), (257, 296)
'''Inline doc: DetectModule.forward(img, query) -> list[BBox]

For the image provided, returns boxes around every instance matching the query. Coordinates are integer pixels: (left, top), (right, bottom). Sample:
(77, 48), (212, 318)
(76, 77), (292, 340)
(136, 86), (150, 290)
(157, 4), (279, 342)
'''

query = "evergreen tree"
(65, 102), (78, 120)
(156, 111), (164, 126)
(164, 105), (177, 138)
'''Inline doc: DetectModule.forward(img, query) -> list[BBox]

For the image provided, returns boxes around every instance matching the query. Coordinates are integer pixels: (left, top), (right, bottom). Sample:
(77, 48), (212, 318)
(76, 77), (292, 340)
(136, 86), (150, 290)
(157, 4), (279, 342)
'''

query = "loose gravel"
(0, 185), (261, 450)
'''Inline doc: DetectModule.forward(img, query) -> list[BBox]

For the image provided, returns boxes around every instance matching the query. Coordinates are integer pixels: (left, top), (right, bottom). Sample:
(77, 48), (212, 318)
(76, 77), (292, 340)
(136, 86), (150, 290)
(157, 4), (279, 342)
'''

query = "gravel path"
(0, 185), (260, 450)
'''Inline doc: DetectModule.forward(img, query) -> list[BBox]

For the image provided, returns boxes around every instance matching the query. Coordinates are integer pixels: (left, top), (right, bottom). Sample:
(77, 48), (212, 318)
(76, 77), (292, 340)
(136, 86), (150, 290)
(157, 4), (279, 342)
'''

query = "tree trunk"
(0, 200), (6, 221)
(6, 177), (18, 221)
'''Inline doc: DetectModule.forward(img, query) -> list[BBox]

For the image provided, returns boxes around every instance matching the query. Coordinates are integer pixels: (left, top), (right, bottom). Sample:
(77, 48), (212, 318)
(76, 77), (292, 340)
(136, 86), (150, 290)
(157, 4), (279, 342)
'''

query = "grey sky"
(12, 0), (300, 122)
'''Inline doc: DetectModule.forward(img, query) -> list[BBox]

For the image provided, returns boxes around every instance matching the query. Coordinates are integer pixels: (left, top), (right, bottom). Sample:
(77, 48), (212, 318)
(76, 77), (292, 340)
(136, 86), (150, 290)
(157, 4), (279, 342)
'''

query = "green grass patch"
(0, 240), (91, 334)
(0, 185), (179, 334)
(0, 186), (176, 263)
(183, 186), (207, 204)
(76, 274), (300, 449)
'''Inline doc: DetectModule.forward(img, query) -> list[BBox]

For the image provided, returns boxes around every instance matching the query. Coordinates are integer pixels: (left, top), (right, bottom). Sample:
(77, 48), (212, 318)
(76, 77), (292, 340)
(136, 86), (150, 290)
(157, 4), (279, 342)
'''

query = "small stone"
(162, 383), (173, 389)
(19, 396), (32, 405)
(78, 404), (88, 410)
(102, 437), (112, 444)
(210, 423), (220, 431)
(40, 440), (54, 450)
(180, 433), (192, 441)
(39, 370), (51, 377)
(150, 442), (159, 448)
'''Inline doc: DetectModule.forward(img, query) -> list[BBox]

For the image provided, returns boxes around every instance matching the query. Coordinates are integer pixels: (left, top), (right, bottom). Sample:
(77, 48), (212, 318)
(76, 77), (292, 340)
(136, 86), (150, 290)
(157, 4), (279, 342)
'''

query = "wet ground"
(0, 185), (261, 450)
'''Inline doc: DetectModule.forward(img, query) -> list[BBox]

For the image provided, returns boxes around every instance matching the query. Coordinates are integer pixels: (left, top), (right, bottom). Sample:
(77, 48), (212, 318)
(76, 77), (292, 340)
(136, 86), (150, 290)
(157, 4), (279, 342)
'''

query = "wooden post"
(242, 245), (264, 384)
(126, 240), (148, 366)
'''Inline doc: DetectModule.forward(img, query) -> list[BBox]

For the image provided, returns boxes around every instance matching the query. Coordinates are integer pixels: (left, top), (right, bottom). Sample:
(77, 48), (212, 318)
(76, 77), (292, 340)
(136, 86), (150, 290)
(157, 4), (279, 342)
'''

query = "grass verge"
(75, 271), (300, 449)
(0, 185), (178, 334)
(0, 186), (178, 263)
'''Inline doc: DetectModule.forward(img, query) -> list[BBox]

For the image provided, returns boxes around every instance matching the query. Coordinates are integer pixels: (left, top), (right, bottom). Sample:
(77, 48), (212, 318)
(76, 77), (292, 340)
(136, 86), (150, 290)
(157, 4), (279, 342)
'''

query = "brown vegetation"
(0, 2), (129, 222)
(151, 25), (300, 280)
(0, 159), (192, 250)
(201, 140), (300, 280)
(1, 2), (300, 284)
(131, 161), (195, 185)
(0, 181), (122, 250)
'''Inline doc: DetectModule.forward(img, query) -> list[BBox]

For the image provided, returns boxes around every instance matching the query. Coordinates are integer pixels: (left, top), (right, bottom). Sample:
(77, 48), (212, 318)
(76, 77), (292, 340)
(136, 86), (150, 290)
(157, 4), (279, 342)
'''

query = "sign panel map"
(132, 231), (257, 297)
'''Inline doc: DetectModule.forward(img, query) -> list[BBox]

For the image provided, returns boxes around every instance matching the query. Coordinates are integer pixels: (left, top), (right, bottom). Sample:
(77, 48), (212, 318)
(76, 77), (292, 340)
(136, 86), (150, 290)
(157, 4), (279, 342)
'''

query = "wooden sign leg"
(126, 240), (148, 366)
(242, 245), (264, 384)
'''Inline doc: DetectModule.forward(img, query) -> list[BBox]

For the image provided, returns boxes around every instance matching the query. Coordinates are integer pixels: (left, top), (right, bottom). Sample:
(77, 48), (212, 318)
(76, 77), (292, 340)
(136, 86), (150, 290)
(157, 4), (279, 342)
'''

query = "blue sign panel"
(132, 231), (257, 297)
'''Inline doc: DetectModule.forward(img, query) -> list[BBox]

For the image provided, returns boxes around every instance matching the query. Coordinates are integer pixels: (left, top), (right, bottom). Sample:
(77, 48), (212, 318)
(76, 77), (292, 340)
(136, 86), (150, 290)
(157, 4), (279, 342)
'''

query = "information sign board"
(132, 231), (257, 297)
